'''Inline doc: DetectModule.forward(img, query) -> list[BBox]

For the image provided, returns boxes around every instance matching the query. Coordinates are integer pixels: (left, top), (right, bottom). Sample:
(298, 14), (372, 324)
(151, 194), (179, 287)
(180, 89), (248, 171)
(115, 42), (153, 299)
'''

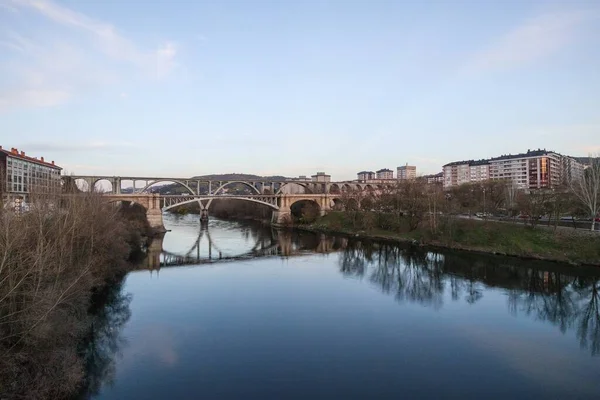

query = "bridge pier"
(146, 194), (166, 233)
(200, 208), (209, 223)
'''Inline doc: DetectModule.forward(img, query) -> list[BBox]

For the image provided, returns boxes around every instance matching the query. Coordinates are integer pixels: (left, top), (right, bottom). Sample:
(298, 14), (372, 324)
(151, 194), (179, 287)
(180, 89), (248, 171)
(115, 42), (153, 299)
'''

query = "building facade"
(376, 168), (394, 180)
(357, 171), (376, 182)
(443, 149), (583, 190)
(311, 172), (331, 183)
(423, 172), (443, 184)
(397, 164), (417, 180)
(1, 146), (62, 203)
(488, 150), (562, 190)
(561, 156), (585, 185)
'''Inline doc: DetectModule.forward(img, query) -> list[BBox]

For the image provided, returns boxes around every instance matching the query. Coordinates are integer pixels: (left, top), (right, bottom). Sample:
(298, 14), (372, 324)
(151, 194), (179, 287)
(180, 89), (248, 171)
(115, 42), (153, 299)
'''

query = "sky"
(1, 0), (599, 180)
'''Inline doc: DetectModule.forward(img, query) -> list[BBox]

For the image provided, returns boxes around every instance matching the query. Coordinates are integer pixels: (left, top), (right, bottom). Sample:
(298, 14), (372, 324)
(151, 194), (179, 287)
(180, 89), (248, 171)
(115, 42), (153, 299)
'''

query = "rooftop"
(0, 146), (61, 170)
(376, 168), (393, 172)
(489, 149), (557, 162)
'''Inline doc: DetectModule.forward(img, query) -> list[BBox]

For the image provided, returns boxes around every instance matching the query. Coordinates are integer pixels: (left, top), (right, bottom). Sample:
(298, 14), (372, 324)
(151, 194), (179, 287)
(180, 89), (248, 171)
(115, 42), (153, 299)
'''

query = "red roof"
(0, 146), (62, 170)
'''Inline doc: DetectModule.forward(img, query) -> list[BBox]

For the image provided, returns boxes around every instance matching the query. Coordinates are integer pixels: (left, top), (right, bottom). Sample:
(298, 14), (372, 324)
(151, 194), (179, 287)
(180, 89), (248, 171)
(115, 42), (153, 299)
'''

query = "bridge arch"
(289, 198), (321, 223)
(161, 196), (279, 212)
(275, 182), (313, 195)
(212, 181), (261, 195)
(92, 178), (113, 193)
(342, 183), (354, 192)
(140, 179), (195, 195)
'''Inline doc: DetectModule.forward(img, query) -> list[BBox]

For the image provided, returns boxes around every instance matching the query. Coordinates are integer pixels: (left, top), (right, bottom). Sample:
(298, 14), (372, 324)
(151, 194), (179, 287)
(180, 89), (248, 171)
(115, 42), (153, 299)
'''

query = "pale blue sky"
(1, 0), (599, 180)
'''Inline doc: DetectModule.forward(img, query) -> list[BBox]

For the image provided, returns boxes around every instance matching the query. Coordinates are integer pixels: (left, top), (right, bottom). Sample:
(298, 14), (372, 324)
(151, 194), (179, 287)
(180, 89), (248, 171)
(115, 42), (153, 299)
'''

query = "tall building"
(376, 168), (394, 180)
(1, 146), (62, 202)
(443, 149), (583, 190)
(488, 150), (562, 190)
(311, 172), (331, 183)
(397, 164), (416, 180)
(357, 171), (376, 181)
(562, 156), (585, 184)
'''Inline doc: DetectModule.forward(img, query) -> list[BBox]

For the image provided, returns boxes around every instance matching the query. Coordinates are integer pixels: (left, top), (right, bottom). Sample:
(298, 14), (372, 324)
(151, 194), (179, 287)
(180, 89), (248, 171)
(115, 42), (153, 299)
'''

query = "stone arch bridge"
(104, 192), (337, 231)
(64, 175), (391, 231)
(63, 175), (383, 196)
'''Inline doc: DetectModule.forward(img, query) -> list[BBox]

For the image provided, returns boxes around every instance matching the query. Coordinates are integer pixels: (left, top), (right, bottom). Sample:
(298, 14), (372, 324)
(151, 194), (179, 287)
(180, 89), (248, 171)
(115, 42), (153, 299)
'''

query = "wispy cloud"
(466, 10), (598, 72)
(0, 0), (180, 112)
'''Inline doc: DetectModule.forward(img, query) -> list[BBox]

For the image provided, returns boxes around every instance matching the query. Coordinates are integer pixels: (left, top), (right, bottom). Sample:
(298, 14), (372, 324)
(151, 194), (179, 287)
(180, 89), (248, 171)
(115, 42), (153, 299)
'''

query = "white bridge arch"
(161, 195), (279, 212)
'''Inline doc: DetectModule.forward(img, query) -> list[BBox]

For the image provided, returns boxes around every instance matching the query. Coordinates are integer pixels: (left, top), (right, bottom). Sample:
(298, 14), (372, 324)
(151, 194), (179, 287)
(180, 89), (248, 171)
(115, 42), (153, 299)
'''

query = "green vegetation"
(302, 211), (600, 266)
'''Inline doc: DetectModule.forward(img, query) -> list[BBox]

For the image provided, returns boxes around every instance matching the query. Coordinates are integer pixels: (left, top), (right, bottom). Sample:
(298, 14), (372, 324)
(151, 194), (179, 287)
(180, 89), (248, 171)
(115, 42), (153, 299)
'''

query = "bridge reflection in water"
(140, 220), (349, 271)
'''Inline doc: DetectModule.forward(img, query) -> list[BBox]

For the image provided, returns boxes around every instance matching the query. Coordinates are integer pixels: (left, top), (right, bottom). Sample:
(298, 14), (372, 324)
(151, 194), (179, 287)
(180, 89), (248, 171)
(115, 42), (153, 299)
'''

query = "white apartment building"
(489, 150), (562, 190)
(1, 146), (62, 203)
(443, 149), (583, 190)
(443, 161), (489, 189)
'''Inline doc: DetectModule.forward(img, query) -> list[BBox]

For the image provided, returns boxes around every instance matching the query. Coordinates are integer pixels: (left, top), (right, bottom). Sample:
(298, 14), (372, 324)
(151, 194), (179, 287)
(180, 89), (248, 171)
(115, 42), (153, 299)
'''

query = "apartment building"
(357, 171), (376, 182)
(397, 164), (417, 180)
(562, 156), (585, 184)
(443, 160), (489, 189)
(0, 146), (62, 202)
(376, 168), (394, 180)
(311, 172), (331, 183)
(443, 149), (583, 190)
(423, 172), (443, 184)
(489, 150), (562, 190)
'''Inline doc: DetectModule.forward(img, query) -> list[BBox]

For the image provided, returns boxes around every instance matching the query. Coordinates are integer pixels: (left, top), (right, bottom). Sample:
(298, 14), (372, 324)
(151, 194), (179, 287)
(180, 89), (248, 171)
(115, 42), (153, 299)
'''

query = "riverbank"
(296, 212), (600, 266)
(0, 195), (151, 399)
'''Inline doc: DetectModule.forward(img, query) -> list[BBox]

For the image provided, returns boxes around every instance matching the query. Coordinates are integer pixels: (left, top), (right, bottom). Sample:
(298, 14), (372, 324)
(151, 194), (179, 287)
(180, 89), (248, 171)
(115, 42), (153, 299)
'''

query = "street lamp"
(483, 187), (486, 218)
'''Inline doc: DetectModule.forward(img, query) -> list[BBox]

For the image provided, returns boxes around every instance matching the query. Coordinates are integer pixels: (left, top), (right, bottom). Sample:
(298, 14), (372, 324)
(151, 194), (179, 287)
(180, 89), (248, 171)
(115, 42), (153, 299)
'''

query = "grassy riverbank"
(0, 195), (151, 399)
(299, 212), (600, 266)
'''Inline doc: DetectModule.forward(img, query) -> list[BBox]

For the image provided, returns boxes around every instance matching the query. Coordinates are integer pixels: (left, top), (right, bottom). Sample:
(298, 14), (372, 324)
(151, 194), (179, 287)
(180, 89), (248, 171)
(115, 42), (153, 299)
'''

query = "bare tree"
(570, 155), (600, 231)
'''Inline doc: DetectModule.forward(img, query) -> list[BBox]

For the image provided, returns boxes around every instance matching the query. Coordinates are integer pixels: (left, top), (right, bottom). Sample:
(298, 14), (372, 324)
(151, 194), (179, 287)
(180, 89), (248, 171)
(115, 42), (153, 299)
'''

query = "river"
(82, 213), (600, 399)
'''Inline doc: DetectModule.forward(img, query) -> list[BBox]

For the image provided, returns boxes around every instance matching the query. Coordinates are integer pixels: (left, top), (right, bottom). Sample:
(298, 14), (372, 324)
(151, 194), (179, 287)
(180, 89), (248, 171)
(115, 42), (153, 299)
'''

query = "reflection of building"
(1, 146), (62, 203)
(311, 172), (331, 183)
(357, 171), (376, 182)
(376, 168), (394, 180)
(397, 164), (416, 180)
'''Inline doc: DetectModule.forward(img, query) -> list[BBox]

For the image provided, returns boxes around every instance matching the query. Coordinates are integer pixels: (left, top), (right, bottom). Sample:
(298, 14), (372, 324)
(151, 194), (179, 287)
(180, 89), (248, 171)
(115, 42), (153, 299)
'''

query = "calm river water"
(83, 213), (600, 399)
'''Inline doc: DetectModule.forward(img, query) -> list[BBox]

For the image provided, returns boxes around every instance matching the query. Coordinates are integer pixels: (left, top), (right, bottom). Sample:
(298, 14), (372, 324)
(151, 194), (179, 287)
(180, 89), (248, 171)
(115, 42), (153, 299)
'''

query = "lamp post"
(483, 187), (486, 218)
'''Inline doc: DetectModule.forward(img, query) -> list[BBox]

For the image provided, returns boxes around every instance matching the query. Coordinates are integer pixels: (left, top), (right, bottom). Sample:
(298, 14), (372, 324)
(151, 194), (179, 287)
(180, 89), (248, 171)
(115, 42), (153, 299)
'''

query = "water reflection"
(78, 278), (132, 398)
(142, 215), (348, 269)
(353, 242), (600, 356)
(83, 219), (600, 399)
(137, 219), (600, 357)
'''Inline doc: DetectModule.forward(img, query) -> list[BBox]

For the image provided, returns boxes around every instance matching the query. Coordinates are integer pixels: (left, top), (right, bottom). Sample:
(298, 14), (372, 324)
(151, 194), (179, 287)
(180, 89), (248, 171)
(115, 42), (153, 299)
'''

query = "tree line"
(332, 157), (600, 232)
(0, 193), (149, 398)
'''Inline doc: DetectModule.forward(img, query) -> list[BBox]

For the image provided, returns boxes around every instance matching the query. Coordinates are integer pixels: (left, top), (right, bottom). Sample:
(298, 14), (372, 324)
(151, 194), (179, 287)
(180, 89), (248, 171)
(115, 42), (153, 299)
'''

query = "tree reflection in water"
(77, 227), (600, 399)
(77, 277), (132, 398)
(336, 239), (600, 355)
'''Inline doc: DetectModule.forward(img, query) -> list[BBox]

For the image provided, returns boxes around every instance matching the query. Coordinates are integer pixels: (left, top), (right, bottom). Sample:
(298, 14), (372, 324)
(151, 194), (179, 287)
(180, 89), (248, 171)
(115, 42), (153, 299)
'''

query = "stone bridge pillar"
(272, 195), (292, 226)
(85, 177), (94, 192)
(114, 177), (121, 194)
(146, 194), (166, 233)
(319, 195), (331, 216)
